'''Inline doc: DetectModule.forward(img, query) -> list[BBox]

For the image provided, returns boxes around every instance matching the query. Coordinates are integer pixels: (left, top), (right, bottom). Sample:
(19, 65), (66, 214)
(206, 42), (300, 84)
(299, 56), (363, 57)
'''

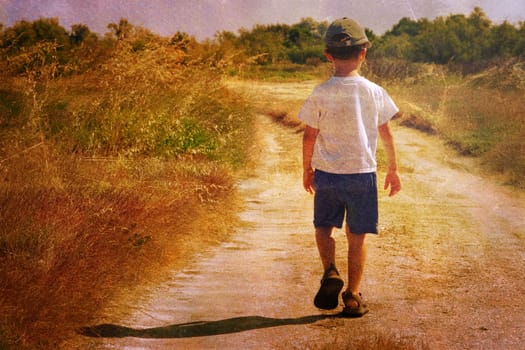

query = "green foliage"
(157, 117), (217, 157)
(209, 17), (328, 66)
(237, 24), (289, 64)
(69, 24), (94, 45)
(0, 18), (73, 75)
(0, 18), (69, 53)
(205, 8), (524, 68)
(170, 31), (198, 52)
(2, 8), (524, 76)
(1, 12), (523, 179)
(107, 18), (133, 40)
(373, 7), (524, 66)
(0, 20), (253, 168)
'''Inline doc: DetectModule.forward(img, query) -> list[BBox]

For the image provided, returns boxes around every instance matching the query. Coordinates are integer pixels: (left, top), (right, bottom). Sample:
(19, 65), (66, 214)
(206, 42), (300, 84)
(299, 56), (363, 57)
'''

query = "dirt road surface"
(77, 81), (525, 349)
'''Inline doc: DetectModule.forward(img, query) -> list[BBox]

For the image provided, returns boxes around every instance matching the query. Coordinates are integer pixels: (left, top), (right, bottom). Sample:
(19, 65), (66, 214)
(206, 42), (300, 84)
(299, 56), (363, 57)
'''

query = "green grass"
(232, 62), (331, 81)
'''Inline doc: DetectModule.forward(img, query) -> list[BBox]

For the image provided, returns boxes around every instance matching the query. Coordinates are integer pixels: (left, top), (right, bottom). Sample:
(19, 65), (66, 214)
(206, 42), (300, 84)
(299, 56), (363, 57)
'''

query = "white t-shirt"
(298, 76), (399, 174)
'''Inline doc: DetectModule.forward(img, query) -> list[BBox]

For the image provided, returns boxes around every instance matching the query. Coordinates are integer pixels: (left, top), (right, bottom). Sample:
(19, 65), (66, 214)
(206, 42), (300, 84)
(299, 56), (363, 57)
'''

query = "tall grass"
(368, 58), (525, 188)
(0, 38), (254, 348)
(238, 57), (524, 188)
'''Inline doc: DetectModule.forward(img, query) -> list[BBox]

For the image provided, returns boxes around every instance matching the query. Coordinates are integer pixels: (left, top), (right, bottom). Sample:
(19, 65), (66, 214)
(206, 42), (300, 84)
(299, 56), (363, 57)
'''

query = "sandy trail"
(77, 81), (525, 349)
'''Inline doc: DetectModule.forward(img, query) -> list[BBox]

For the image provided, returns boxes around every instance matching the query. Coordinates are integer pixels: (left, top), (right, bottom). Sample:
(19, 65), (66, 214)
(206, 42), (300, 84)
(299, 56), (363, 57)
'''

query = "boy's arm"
(303, 125), (319, 194)
(378, 120), (401, 197)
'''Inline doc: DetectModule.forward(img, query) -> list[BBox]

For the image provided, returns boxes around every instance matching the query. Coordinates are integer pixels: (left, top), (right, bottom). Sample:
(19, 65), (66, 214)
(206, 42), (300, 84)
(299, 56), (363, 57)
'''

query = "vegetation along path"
(76, 81), (525, 349)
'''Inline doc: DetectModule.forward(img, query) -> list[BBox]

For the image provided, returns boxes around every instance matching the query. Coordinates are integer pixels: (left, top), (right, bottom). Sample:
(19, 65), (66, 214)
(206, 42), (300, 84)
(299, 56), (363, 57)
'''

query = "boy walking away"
(299, 17), (401, 317)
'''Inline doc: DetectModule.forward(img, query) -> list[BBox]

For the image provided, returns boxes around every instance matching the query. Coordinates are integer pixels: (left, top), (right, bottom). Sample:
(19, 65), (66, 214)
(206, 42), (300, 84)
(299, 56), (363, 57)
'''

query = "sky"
(1, 0), (525, 40)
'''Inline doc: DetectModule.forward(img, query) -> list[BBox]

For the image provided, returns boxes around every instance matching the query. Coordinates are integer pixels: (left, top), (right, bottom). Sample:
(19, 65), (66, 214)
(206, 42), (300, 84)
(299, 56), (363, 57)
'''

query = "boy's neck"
(333, 59), (361, 77)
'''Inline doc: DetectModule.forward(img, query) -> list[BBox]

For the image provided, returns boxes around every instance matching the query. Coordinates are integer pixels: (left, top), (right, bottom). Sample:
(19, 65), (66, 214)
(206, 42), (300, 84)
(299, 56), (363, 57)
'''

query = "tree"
(371, 7), (525, 64)
(387, 17), (424, 37)
(107, 18), (133, 40)
(32, 17), (70, 47)
(210, 30), (245, 64)
(370, 33), (414, 59)
(489, 21), (520, 58)
(0, 18), (72, 74)
(286, 17), (322, 47)
(70, 24), (97, 46)
(406, 8), (498, 64)
(284, 18), (326, 64)
(515, 22), (525, 57)
(411, 17), (454, 63)
(462, 8), (492, 62)
(237, 24), (289, 64)
(1, 18), (70, 53)
(170, 31), (197, 52)
(365, 28), (377, 43)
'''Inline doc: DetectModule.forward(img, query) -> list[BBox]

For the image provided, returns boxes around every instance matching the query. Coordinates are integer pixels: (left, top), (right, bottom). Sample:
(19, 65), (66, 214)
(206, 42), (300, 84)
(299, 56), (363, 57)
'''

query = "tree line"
(1, 7), (524, 77)
(374, 7), (525, 64)
(215, 7), (525, 66)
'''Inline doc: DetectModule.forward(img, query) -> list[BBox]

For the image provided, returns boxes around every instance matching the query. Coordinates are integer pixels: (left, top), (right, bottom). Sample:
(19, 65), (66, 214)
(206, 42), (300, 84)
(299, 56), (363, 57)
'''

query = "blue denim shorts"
(313, 170), (378, 234)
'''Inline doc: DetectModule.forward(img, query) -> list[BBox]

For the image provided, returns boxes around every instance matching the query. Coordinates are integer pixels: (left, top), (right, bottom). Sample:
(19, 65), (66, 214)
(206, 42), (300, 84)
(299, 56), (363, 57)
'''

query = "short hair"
(326, 39), (368, 60)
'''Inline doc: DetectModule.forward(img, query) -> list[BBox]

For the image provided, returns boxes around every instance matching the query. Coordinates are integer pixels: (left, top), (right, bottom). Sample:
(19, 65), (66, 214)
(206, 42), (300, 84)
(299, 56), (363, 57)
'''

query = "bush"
(0, 26), (255, 349)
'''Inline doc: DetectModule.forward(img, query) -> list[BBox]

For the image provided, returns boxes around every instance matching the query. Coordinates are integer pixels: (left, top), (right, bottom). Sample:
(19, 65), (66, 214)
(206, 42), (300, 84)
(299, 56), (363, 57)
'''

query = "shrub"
(0, 28), (255, 349)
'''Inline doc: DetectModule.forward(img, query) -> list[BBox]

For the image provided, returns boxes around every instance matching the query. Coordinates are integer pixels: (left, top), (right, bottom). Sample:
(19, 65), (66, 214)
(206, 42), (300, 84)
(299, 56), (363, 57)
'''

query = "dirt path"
(77, 81), (525, 349)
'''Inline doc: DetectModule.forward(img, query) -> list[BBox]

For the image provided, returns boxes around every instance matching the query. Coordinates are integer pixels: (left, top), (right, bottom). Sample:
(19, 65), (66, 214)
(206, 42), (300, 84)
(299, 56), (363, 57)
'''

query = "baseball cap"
(324, 17), (371, 48)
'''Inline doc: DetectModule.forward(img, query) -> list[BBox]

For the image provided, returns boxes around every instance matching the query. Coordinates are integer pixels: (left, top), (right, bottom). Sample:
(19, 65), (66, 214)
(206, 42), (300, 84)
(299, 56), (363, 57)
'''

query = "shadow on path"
(78, 314), (340, 339)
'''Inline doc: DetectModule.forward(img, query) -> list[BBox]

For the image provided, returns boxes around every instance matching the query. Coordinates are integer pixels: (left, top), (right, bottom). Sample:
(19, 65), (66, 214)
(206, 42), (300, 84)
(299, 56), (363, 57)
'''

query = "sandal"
(314, 265), (344, 310)
(342, 291), (369, 318)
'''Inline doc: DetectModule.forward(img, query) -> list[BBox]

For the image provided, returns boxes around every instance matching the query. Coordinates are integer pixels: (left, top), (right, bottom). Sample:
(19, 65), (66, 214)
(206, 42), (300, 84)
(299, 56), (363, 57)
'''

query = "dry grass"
(381, 60), (524, 188)
(318, 332), (429, 350)
(282, 325), (429, 350)
(3, 48), (519, 347)
(0, 147), (242, 349)
(0, 39), (254, 349)
(232, 59), (524, 188)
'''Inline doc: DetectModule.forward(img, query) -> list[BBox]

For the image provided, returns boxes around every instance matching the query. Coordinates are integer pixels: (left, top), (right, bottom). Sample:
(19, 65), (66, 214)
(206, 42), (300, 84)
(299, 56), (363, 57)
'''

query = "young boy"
(299, 17), (401, 317)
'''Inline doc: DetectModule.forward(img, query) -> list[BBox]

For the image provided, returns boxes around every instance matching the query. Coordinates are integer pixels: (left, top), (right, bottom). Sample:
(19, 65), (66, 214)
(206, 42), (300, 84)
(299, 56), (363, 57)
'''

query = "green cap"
(324, 17), (371, 48)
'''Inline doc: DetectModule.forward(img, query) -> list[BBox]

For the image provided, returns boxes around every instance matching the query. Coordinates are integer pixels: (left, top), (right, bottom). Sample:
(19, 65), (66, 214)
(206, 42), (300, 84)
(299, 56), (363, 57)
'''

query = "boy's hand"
(384, 170), (401, 197)
(303, 168), (316, 194)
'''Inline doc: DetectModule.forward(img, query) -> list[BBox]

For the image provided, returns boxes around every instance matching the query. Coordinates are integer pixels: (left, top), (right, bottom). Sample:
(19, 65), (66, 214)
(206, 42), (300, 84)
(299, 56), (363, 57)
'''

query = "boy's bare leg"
(315, 227), (335, 271)
(345, 226), (367, 305)
(314, 226), (345, 310)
